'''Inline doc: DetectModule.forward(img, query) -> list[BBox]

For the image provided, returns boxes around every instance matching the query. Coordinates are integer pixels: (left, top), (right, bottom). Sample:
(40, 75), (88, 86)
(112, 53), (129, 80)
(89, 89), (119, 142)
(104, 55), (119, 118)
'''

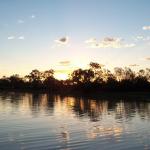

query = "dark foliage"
(0, 62), (150, 92)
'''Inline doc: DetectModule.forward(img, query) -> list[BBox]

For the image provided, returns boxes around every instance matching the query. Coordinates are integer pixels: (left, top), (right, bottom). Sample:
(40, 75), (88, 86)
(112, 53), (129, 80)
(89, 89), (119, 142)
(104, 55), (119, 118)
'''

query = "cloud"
(85, 37), (135, 48)
(8, 36), (15, 40)
(145, 57), (150, 60)
(129, 64), (139, 67)
(55, 36), (69, 45)
(18, 19), (24, 24)
(136, 36), (144, 40)
(142, 26), (150, 30)
(85, 38), (96, 44)
(124, 43), (136, 48)
(59, 61), (71, 66)
(8, 36), (25, 40)
(18, 36), (25, 40)
(143, 36), (150, 41)
(52, 36), (70, 48)
(30, 14), (36, 19)
(134, 35), (150, 41)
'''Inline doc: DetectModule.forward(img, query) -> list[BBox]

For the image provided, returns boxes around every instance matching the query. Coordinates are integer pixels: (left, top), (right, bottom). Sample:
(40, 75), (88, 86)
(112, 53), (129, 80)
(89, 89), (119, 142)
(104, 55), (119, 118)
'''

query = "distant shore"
(1, 89), (150, 102)
(1, 62), (150, 95)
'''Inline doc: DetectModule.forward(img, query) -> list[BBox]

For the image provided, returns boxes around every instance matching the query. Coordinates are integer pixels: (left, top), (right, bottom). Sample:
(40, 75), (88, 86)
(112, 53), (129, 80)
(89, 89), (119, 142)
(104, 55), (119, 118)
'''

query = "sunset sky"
(0, 0), (150, 79)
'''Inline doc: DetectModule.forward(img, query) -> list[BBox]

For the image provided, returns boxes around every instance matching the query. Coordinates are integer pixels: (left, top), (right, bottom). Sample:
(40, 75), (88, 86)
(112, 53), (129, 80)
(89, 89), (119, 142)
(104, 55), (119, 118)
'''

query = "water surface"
(0, 92), (150, 150)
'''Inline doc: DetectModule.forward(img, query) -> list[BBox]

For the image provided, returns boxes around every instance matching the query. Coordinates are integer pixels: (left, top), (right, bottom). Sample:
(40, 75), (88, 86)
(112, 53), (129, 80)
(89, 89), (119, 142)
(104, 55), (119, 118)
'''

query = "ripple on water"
(0, 92), (150, 150)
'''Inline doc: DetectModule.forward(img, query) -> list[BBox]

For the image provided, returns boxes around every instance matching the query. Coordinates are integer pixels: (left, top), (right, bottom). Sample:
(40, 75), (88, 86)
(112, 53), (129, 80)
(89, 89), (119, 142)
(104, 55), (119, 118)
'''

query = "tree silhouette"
(0, 62), (150, 92)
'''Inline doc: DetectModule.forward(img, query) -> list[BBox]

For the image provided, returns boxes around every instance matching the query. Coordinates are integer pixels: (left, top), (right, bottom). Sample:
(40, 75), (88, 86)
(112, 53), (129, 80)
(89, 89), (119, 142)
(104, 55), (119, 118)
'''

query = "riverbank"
(1, 89), (150, 101)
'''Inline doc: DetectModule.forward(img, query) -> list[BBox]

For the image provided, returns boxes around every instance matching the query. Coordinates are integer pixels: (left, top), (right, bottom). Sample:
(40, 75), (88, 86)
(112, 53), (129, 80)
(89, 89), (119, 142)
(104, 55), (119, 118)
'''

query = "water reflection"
(0, 92), (150, 121)
(87, 125), (123, 139)
(1, 92), (150, 149)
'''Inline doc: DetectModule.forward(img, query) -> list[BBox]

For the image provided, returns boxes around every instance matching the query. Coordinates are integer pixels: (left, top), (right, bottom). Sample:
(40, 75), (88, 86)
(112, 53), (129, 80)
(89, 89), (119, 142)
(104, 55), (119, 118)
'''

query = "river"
(0, 92), (150, 150)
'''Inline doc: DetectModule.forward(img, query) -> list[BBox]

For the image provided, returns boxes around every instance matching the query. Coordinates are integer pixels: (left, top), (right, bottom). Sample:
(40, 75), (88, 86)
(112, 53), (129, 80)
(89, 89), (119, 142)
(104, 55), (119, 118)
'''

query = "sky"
(0, 0), (150, 79)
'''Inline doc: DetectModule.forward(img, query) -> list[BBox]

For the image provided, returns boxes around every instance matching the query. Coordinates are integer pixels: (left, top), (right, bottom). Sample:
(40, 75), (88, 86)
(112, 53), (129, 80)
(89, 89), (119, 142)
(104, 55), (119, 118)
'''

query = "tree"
(26, 69), (42, 82)
(114, 67), (124, 81)
(70, 69), (94, 84)
(25, 69), (42, 89)
(42, 69), (54, 81)
(89, 62), (104, 83)
(123, 67), (135, 80)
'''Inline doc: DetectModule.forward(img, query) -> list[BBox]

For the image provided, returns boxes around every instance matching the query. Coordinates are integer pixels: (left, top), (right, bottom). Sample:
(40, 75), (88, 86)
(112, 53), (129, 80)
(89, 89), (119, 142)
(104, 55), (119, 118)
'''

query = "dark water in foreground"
(0, 92), (150, 150)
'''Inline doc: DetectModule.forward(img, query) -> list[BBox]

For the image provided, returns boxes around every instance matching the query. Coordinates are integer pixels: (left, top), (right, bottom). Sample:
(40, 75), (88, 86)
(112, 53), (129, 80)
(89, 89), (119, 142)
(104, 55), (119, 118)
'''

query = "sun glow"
(55, 73), (69, 80)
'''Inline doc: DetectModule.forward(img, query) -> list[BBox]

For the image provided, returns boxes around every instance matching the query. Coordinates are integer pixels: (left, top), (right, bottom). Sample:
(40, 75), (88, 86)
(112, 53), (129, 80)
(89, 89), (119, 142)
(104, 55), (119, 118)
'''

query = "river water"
(0, 92), (150, 150)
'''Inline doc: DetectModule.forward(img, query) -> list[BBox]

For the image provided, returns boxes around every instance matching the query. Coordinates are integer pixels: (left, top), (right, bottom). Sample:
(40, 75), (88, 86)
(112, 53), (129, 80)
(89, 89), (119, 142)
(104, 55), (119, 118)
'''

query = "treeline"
(0, 62), (150, 92)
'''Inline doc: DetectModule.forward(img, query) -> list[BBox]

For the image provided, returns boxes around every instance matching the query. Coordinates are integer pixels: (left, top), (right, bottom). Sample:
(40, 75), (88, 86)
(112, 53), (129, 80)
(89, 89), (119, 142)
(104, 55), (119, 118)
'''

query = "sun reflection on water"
(0, 92), (150, 149)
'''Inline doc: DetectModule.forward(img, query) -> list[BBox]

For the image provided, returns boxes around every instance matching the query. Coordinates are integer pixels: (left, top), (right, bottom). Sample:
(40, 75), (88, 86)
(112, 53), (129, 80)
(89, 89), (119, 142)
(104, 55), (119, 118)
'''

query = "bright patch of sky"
(0, 0), (150, 78)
